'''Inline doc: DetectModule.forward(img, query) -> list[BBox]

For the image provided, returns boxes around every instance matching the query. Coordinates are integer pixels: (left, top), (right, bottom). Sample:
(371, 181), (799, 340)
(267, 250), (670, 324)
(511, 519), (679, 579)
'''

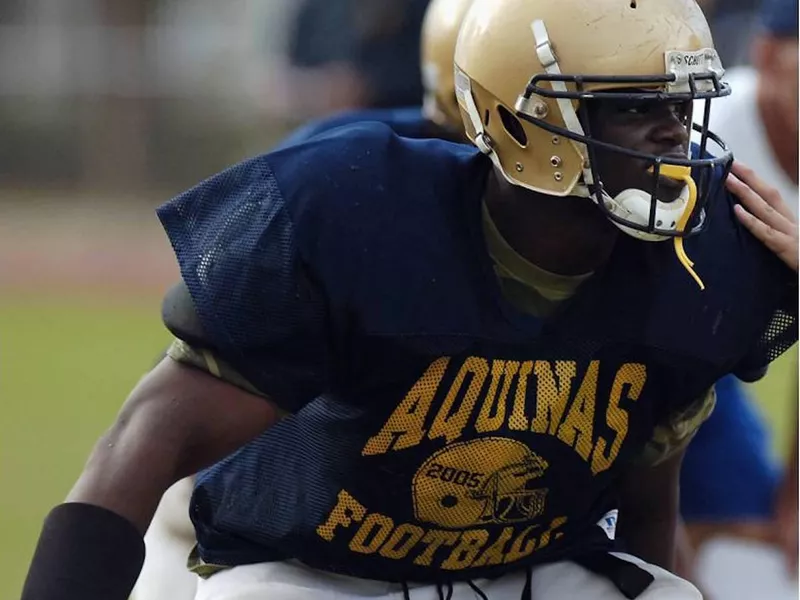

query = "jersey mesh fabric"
(158, 154), (332, 412)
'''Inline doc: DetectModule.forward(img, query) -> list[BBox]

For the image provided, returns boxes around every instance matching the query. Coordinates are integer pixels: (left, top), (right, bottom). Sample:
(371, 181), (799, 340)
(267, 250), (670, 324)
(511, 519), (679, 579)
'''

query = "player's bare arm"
(728, 161), (798, 272)
(68, 357), (279, 532)
(22, 357), (280, 600)
(616, 448), (685, 571)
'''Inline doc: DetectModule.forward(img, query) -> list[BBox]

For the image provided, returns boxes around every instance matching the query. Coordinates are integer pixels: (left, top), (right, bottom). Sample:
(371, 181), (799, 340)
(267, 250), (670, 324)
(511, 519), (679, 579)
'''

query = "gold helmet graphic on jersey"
(413, 437), (549, 529)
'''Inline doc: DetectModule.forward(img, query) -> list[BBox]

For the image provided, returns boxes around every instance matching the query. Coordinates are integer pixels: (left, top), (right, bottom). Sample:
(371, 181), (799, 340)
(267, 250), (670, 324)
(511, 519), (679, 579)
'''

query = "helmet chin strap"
(579, 167), (703, 289)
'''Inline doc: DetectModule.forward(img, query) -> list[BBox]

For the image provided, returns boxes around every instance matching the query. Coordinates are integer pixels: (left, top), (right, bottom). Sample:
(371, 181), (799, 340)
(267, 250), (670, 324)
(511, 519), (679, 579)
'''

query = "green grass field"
(1, 294), (796, 598)
(0, 294), (171, 596)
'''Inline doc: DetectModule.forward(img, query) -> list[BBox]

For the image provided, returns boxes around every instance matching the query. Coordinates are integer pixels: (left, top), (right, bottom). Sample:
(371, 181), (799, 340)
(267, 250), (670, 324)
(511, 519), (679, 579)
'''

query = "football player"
(22, 1), (798, 600)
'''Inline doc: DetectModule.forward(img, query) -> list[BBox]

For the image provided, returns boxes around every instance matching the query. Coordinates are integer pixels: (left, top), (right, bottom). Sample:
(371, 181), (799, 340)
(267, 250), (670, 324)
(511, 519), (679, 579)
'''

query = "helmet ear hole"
(497, 105), (528, 148)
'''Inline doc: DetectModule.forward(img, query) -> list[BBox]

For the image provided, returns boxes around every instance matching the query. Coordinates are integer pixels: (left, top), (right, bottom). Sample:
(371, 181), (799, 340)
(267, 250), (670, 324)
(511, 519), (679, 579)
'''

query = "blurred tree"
(78, 0), (157, 192)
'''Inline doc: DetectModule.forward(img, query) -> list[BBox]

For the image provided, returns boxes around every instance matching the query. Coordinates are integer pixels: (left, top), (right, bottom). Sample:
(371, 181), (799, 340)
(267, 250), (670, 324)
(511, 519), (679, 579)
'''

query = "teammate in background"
(131, 2), (473, 599)
(274, 0), (471, 148)
(270, 0), (431, 119)
(677, 2), (799, 598)
(23, 1), (797, 600)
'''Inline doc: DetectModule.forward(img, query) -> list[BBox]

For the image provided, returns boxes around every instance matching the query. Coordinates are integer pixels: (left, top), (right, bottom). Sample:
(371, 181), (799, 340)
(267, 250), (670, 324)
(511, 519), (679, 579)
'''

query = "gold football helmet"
(454, 0), (733, 256)
(420, 0), (475, 132)
(413, 437), (549, 529)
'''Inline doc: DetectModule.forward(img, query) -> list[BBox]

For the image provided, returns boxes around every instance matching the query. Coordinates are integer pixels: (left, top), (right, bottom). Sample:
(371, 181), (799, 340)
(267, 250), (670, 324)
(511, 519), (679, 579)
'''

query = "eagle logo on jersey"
(412, 437), (549, 528)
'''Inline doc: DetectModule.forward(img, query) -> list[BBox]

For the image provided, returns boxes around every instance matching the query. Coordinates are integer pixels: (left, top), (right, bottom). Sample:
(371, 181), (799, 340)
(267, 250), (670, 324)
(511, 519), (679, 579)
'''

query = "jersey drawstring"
(402, 556), (651, 599)
(467, 580), (489, 600)
(438, 581), (454, 600)
(522, 567), (533, 599)
(401, 581), (410, 600)
(404, 581), (454, 600)
(403, 579), (482, 599)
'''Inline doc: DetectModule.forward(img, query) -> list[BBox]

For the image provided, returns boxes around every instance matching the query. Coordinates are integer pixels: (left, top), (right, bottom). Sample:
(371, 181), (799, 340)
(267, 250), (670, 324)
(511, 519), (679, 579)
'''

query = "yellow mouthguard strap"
(651, 164), (705, 291)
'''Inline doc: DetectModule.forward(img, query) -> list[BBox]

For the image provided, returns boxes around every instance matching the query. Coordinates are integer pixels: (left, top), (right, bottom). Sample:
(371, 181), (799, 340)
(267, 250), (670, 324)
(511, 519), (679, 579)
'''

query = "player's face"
(585, 94), (692, 203)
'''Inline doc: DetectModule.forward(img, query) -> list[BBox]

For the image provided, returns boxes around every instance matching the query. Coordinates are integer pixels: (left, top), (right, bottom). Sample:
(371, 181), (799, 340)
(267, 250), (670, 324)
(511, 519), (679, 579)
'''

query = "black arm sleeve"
(22, 503), (145, 600)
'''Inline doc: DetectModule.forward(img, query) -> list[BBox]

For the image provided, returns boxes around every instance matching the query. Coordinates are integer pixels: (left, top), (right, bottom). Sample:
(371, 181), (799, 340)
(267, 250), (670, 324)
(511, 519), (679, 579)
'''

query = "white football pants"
(194, 555), (701, 600)
(132, 477), (701, 600)
(132, 477), (199, 600)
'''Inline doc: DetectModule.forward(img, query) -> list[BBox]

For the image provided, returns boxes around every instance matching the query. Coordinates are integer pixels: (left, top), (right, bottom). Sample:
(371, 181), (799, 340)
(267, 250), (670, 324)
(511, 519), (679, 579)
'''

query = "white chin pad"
(604, 185), (690, 242)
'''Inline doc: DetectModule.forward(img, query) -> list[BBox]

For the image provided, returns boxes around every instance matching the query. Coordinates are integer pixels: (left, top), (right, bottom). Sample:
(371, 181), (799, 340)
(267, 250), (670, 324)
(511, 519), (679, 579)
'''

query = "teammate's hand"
(726, 161), (798, 272)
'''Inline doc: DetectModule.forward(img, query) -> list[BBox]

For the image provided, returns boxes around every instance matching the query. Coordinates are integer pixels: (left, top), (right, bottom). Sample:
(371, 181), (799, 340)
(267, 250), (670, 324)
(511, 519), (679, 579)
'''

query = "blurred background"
(0, 0), (796, 598)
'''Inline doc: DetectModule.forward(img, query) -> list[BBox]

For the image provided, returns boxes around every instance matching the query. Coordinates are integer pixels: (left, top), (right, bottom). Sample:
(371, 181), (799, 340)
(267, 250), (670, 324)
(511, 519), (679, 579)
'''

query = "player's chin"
(653, 176), (686, 203)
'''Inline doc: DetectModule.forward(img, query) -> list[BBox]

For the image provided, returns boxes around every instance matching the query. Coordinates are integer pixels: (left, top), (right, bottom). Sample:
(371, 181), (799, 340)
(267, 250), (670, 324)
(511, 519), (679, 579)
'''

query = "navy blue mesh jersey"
(157, 121), (797, 583)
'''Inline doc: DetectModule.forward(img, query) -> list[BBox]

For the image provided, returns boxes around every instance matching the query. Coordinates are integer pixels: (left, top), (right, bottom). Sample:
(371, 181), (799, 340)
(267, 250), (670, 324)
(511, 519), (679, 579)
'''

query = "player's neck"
(484, 170), (619, 276)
